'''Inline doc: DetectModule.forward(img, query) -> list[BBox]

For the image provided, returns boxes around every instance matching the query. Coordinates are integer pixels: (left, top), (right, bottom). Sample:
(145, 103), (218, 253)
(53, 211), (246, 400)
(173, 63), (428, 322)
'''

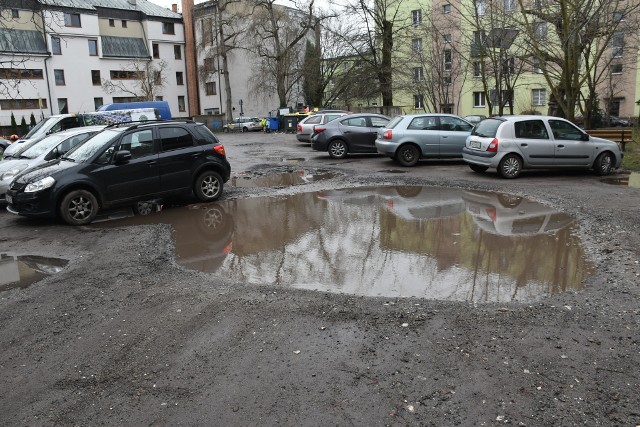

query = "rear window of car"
(386, 116), (403, 129)
(471, 118), (503, 138)
(193, 124), (219, 145)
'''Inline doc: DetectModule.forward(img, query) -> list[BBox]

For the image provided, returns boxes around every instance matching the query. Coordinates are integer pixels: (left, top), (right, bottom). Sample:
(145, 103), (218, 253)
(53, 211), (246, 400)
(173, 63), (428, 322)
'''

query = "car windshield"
(20, 134), (66, 159)
(65, 129), (120, 162)
(23, 117), (58, 138)
(471, 118), (503, 137)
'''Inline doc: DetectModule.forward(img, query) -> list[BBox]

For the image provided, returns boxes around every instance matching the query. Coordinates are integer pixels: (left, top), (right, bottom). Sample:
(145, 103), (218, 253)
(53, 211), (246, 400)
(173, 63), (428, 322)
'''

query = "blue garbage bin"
(269, 117), (279, 131)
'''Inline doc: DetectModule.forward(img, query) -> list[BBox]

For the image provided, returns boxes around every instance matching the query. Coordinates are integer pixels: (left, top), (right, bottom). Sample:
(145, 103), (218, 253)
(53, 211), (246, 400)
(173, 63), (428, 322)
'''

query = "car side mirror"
(44, 150), (57, 161)
(114, 150), (131, 164)
(581, 133), (589, 141)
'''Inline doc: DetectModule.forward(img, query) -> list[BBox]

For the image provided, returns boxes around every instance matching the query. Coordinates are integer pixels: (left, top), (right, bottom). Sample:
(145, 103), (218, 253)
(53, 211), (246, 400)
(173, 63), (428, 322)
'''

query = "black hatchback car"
(6, 120), (231, 225)
(310, 113), (390, 159)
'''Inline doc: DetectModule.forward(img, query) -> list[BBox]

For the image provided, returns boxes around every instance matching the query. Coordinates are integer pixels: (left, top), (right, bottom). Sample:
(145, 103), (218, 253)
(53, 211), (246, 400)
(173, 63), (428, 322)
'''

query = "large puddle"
(96, 186), (593, 302)
(601, 172), (640, 188)
(0, 254), (68, 292)
(231, 170), (338, 188)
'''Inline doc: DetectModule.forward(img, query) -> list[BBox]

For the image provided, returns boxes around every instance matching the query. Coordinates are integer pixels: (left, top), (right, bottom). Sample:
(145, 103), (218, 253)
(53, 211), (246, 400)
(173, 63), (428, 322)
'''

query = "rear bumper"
(375, 139), (398, 156)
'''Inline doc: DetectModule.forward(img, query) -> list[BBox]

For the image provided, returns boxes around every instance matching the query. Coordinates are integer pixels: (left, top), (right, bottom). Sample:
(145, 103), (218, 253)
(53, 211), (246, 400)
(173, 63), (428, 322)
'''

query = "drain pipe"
(40, 9), (53, 116)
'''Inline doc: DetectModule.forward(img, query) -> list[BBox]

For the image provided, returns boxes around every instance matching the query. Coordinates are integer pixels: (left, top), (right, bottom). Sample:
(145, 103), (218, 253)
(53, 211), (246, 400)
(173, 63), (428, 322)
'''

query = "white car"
(462, 115), (623, 178)
(0, 126), (104, 204)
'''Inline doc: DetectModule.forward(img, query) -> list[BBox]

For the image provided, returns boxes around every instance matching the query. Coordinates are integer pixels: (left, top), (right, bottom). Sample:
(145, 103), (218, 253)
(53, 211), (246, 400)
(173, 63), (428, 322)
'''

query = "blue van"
(98, 101), (172, 120)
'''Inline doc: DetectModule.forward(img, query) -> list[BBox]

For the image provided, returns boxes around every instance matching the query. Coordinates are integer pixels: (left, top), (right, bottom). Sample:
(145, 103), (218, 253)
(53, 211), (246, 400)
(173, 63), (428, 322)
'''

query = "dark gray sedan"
(311, 113), (390, 159)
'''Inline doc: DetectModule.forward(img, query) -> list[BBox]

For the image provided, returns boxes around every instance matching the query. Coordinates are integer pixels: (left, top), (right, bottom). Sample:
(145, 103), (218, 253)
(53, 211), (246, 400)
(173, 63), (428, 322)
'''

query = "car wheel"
(194, 170), (223, 202)
(396, 144), (420, 167)
(328, 140), (348, 159)
(242, 127), (248, 133)
(0, 145), (5, 157)
(134, 201), (155, 216)
(469, 164), (488, 173)
(498, 154), (522, 179)
(594, 152), (614, 176)
(497, 193), (523, 208)
(59, 189), (99, 226)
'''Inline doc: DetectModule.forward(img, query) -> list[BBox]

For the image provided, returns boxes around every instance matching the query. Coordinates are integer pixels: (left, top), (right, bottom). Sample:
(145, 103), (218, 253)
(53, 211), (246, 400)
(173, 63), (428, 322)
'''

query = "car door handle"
(442, 136), (448, 138)
(192, 153), (201, 157)
(520, 143), (528, 147)
(146, 160), (157, 165)
(557, 145), (565, 148)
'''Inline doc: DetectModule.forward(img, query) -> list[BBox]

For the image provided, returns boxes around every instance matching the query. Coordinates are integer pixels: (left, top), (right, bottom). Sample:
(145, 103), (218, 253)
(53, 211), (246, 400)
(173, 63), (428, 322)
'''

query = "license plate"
(470, 141), (481, 149)
(6, 194), (12, 204)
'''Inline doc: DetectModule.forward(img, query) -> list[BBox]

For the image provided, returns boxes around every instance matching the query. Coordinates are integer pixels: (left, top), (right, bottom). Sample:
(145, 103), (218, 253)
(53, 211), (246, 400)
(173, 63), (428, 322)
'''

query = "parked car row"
(299, 112), (623, 178)
(2, 120), (231, 226)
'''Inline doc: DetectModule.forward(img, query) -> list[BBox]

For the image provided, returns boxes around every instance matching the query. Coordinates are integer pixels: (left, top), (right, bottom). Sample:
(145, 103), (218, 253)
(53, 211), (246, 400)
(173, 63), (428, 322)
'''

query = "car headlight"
(0, 165), (28, 181)
(24, 176), (56, 193)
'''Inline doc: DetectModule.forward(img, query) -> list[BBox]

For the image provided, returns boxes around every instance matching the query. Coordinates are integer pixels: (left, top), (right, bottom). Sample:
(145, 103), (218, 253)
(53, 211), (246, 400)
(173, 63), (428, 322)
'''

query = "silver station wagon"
(462, 116), (623, 178)
(375, 114), (474, 166)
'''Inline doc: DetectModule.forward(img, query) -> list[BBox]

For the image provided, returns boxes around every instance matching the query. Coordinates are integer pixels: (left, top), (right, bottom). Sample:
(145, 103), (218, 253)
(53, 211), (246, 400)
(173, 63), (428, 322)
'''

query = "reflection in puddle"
(601, 172), (640, 188)
(96, 187), (593, 303)
(379, 169), (408, 174)
(231, 170), (337, 188)
(0, 254), (68, 292)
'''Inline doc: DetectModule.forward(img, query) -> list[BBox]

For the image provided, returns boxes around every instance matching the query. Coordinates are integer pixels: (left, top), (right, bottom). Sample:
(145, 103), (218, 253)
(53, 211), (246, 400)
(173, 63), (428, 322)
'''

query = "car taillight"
(213, 145), (226, 156)
(383, 130), (392, 139)
(487, 138), (498, 152)
(314, 127), (325, 134)
(297, 124), (302, 133)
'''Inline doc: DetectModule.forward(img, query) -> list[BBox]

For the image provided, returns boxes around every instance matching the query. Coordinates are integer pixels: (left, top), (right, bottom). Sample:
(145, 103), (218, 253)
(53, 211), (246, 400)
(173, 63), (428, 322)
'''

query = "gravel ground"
(0, 131), (638, 426)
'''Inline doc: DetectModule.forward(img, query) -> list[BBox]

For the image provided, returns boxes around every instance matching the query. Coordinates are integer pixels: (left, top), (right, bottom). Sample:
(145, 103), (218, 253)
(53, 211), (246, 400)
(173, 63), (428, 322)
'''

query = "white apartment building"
(0, 0), (188, 129)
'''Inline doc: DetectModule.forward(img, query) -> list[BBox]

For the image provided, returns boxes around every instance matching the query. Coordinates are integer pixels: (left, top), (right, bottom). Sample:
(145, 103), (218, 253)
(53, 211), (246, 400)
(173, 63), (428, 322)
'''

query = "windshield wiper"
(59, 156), (75, 162)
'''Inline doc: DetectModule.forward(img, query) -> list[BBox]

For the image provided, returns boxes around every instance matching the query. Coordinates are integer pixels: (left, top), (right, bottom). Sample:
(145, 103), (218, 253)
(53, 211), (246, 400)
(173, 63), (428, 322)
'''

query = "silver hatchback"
(375, 114), (474, 166)
(462, 116), (623, 178)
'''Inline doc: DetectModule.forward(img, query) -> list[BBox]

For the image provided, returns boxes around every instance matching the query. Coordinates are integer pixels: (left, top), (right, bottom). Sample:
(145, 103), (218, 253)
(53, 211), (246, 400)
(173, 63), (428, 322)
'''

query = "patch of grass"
(621, 128), (640, 171)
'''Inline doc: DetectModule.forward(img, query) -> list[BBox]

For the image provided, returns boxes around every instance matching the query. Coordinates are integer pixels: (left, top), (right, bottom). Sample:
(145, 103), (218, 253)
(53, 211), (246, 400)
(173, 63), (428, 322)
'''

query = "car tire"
(0, 145), (5, 157)
(469, 164), (488, 173)
(498, 154), (522, 179)
(134, 201), (155, 216)
(242, 127), (248, 133)
(194, 170), (223, 202)
(497, 193), (523, 208)
(396, 144), (420, 167)
(328, 140), (348, 159)
(59, 189), (99, 226)
(594, 152), (614, 176)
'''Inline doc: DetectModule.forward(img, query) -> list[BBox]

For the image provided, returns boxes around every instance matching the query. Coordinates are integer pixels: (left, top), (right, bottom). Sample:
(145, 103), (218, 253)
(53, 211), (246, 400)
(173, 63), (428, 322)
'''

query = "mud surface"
(1, 132), (639, 426)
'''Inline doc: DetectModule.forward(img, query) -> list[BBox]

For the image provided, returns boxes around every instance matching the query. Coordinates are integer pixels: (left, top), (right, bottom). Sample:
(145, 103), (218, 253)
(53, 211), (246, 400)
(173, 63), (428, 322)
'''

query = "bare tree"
(101, 59), (168, 101)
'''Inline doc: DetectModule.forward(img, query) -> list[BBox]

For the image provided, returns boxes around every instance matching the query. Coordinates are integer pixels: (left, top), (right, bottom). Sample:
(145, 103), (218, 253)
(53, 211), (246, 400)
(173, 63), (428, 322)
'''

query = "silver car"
(462, 116), (623, 178)
(375, 114), (474, 166)
(0, 126), (104, 203)
(296, 111), (350, 142)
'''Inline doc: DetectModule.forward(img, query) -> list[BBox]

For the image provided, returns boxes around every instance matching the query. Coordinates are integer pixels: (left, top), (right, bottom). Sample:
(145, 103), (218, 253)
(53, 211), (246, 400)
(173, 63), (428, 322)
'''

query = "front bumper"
(5, 186), (56, 218)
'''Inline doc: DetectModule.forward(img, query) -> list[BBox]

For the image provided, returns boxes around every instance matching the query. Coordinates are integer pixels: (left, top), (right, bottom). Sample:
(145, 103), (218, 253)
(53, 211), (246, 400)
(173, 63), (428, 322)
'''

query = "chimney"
(171, 3), (178, 12)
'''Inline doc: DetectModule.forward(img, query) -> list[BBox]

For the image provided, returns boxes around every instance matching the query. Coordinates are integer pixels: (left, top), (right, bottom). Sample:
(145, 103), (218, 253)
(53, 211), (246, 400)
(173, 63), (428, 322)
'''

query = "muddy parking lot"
(1, 132), (639, 426)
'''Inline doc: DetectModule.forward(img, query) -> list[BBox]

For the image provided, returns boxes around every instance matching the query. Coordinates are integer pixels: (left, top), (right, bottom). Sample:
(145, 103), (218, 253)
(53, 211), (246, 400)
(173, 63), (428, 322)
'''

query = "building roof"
(41, 0), (181, 19)
(102, 35), (150, 57)
(0, 29), (48, 54)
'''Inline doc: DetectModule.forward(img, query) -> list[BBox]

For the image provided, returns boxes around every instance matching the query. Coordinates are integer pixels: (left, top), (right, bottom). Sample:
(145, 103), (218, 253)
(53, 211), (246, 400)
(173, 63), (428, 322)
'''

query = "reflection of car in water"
(462, 190), (574, 236)
(94, 203), (234, 272)
(0, 254), (68, 291)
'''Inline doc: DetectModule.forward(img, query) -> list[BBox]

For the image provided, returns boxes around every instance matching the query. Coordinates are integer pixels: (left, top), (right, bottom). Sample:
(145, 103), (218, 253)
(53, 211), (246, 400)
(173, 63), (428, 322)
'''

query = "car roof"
(401, 113), (465, 118)
(339, 113), (389, 118)
(55, 125), (106, 136)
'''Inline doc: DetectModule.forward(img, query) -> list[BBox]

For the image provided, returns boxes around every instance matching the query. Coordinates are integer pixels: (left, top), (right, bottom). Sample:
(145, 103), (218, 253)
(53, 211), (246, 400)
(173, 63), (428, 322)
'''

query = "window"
(443, 49), (452, 71)
(440, 116), (472, 131)
(413, 94), (424, 109)
(476, 0), (486, 16)
(94, 97), (103, 109)
(411, 10), (422, 25)
(109, 19), (115, 27)
(370, 117), (389, 128)
(205, 82), (216, 95)
(441, 104), (454, 114)
(122, 20), (127, 28)
(548, 119), (583, 140)
(153, 43), (160, 59)
(155, 96), (163, 101)
(412, 38), (423, 53)
(473, 30), (486, 47)
(203, 57), (215, 73)
(413, 67), (424, 82)
(0, 98), (47, 109)
(54, 69), (65, 85)
(613, 12), (624, 23)
(473, 61), (482, 77)
(502, 57), (515, 75)
(532, 22), (547, 40)
(163, 22), (175, 35)
(442, 4), (452, 13)
(51, 36), (61, 54)
(443, 34), (452, 43)
(64, 13), (81, 27)
(12, 9), (19, 18)
(1, 69), (43, 79)
(88, 39), (98, 56)
(91, 70), (101, 85)
(612, 32), (623, 58)
(473, 92), (485, 108)
(515, 120), (549, 139)
(532, 89), (546, 106)
(408, 116), (437, 130)
(113, 96), (142, 103)
(176, 72), (184, 85)
(503, 0), (516, 11)
(110, 70), (139, 79)
(343, 117), (367, 127)
(154, 71), (162, 85)
(442, 75), (452, 85)
(58, 98), (68, 114)
(121, 130), (155, 159)
(174, 45), (182, 59)
(159, 127), (192, 151)
(178, 96), (185, 112)
(532, 57), (543, 73)
(610, 63), (623, 74)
